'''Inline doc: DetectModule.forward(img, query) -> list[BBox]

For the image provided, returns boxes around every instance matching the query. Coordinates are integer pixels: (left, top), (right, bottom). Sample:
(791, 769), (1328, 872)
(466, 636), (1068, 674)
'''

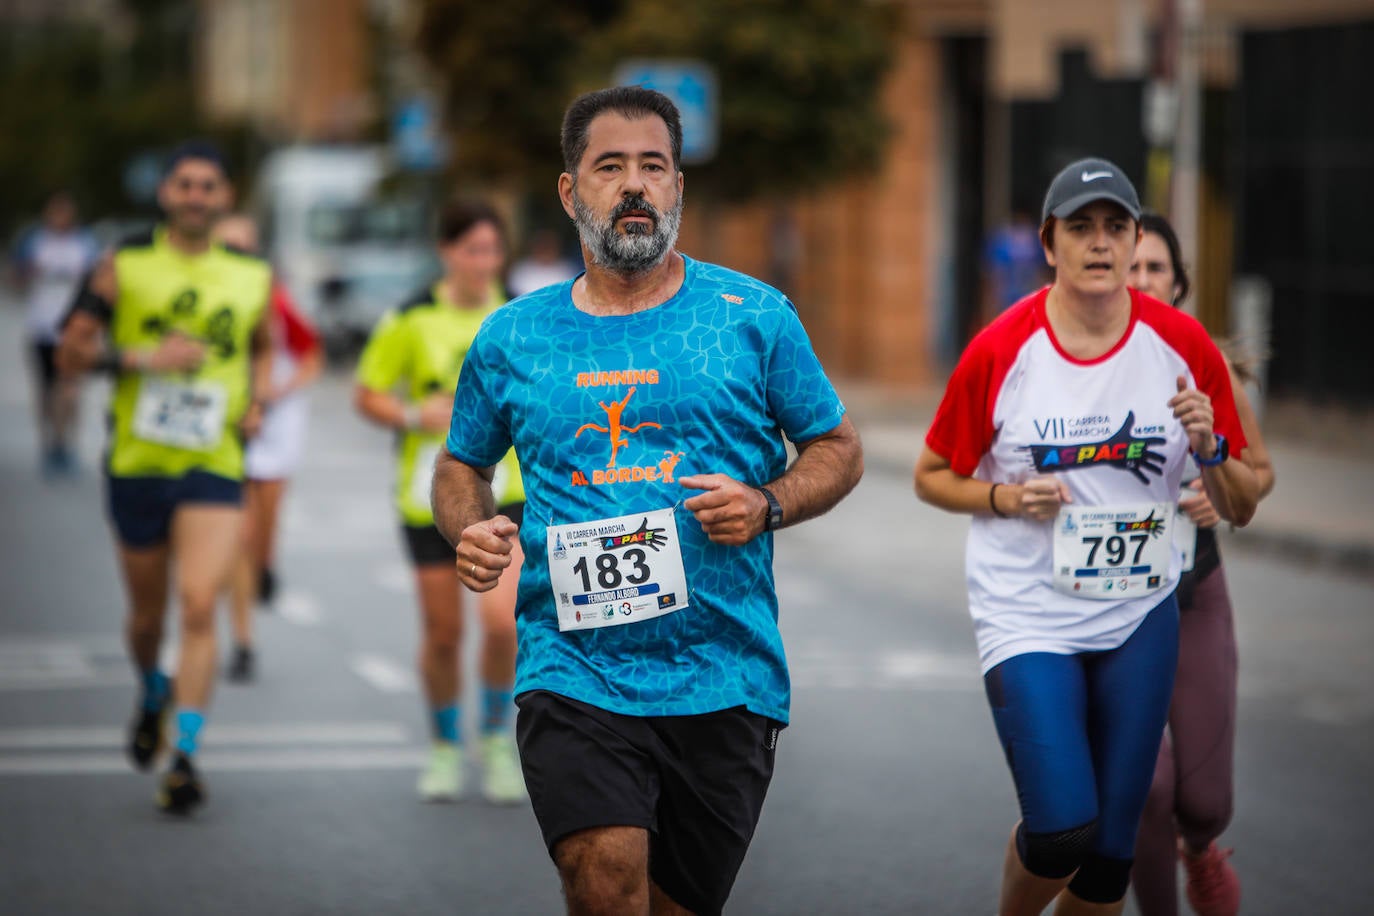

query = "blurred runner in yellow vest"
(58, 140), (273, 814)
(355, 199), (525, 804)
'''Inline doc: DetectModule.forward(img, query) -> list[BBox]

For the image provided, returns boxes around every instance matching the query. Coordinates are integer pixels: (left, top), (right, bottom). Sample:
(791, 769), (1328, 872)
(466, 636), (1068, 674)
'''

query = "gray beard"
(572, 188), (682, 276)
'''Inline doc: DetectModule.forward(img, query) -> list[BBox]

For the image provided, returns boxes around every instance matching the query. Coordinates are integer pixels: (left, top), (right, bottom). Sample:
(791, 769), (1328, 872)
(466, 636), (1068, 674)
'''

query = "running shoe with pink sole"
(1182, 842), (1240, 916)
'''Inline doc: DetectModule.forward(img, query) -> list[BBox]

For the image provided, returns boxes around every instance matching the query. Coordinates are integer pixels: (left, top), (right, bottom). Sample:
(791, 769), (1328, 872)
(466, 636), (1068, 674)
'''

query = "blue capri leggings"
(983, 596), (1180, 862)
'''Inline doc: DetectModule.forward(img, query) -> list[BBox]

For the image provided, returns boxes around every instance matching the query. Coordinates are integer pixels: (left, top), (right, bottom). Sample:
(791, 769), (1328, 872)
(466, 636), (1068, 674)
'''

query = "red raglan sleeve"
(925, 335), (1002, 477)
(273, 282), (320, 358)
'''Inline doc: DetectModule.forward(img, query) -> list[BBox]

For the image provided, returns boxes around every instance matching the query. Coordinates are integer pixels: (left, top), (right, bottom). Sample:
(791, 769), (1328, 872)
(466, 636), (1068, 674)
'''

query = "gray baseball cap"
(1041, 157), (1141, 223)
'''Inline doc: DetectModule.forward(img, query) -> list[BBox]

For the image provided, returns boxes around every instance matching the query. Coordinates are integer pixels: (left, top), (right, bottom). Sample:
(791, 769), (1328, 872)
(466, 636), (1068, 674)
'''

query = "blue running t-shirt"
(446, 255), (845, 722)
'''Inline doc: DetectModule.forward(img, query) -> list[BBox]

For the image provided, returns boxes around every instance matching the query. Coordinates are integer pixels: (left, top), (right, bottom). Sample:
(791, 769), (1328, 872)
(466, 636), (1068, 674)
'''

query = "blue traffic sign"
(613, 59), (718, 165)
(392, 95), (448, 172)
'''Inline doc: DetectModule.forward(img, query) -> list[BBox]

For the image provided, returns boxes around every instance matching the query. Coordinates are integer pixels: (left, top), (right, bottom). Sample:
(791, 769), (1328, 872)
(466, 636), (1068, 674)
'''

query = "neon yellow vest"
(356, 282), (524, 526)
(106, 228), (271, 480)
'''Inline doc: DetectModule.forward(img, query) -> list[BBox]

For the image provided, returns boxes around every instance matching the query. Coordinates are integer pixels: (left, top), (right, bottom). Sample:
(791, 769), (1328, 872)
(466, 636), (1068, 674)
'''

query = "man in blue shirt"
(433, 86), (863, 915)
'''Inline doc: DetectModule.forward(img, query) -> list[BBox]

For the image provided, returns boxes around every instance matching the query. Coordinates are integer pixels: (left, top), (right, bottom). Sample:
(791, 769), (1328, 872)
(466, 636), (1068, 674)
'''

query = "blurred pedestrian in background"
(213, 213), (323, 684)
(915, 158), (1258, 915)
(1128, 213), (1275, 916)
(57, 140), (272, 814)
(354, 199), (526, 804)
(11, 190), (99, 478)
(506, 226), (580, 298)
(983, 207), (1050, 321)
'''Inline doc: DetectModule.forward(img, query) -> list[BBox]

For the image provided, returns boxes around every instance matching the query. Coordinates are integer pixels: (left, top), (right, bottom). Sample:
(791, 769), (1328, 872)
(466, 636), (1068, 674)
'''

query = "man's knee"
(1017, 820), (1098, 879)
(178, 585), (219, 631)
(554, 828), (647, 911)
(421, 626), (461, 657)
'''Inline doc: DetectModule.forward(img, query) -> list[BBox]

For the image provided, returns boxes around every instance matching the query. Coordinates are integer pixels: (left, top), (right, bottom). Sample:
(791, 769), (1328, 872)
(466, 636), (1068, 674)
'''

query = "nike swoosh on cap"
(1081, 171), (1112, 182)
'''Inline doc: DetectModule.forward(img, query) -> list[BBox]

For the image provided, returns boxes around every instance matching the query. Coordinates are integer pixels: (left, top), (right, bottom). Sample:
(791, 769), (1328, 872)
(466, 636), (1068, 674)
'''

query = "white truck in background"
(254, 146), (437, 358)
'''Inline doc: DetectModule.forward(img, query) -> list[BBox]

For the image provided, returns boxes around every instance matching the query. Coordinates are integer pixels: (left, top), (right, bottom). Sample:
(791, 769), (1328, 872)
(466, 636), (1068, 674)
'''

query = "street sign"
(392, 94), (448, 172)
(612, 59), (718, 165)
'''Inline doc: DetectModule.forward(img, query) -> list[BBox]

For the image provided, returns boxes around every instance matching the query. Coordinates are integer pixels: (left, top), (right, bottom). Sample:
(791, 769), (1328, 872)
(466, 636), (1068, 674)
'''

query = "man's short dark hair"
(163, 139), (231, 180)
(561, 86), (683, 175)
(437, 198), (504, 245)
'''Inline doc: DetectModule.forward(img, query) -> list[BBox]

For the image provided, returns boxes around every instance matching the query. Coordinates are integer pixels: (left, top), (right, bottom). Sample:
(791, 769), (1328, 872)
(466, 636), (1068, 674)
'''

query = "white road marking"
(0, 747), (426, 776)
(0, 720), (423, 775)
(350, 653), (415, 693)
(275, 590), (323, 627)
(0, 638), (127, 692)
(0, 721), (411, 750)
(372, 561), (413, 595)
(788, 646), (982, 692)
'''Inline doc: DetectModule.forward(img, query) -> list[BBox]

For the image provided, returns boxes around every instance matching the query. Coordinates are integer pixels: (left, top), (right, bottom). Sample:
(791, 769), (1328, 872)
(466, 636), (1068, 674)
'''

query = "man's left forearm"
(763, 415), (863, 529)
(432, 449), (496, 547)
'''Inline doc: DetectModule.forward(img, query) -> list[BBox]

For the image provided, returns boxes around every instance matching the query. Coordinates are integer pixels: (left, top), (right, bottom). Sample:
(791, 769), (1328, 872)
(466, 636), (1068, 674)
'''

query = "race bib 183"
(547, 506), (689, 632)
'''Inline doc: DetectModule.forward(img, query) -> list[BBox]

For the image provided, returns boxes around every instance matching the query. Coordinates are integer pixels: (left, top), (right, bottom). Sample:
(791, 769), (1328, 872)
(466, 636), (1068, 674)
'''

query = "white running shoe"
(480, 733), (526, 804)
(417, 742), (463, 802)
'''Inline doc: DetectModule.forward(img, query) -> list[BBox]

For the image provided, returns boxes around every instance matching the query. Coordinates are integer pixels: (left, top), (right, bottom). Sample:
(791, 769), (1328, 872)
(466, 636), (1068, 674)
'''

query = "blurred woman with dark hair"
(354, 199), (526, 805)
(1128, 214), (1275, 916)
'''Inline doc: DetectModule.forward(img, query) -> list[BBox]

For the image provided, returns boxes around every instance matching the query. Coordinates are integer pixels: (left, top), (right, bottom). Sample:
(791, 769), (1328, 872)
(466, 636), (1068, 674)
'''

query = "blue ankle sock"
(175, 709), (204, 756)
(141, 669), (169, 711)
(431, 704), (460, 744)
(481, 685), (514, 735)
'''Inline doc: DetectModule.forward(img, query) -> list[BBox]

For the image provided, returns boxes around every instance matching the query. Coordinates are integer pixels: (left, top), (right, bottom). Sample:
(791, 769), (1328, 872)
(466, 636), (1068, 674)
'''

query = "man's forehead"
(166, 159), (228, 184)
(581, 112), (672, 162)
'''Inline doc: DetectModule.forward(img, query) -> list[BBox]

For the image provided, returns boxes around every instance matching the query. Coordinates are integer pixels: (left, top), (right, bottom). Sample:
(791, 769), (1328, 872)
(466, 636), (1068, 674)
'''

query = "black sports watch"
(1192, 433), (1229, 468)
(757, 486), (784, 532)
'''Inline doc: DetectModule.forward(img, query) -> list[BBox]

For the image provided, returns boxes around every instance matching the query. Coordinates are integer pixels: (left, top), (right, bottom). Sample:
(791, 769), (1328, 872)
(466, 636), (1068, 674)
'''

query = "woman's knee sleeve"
(1017, 821), (1097, 879)
(1066, 853), (1133, 903)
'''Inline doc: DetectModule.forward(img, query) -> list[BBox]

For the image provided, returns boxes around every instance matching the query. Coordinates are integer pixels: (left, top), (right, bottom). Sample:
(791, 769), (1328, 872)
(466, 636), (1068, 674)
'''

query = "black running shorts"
(31, 341), (58, 393)
(401, 524), (454, 567)
(515, 689), (781, 916)
(107, 470), (242, 548)
(400, 501), (524, 568)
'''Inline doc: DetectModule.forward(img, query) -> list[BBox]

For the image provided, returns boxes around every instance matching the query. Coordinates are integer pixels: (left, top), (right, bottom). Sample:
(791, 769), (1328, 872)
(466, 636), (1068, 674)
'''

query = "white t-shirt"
(18, 228), (99, 342)
(926, 287), (1246, 672)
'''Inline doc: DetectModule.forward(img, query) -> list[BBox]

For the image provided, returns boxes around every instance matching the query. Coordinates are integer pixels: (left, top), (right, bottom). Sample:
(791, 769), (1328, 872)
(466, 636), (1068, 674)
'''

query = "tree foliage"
(413, 0), (622, 186)
(0, 2), (251, 239)
(414, 0), (896, 199)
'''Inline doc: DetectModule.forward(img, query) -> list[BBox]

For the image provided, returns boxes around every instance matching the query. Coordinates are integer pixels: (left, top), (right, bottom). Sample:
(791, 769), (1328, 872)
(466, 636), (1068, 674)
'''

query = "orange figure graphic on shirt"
(575, 386), (662, 468)
(658, 450), (685, 483)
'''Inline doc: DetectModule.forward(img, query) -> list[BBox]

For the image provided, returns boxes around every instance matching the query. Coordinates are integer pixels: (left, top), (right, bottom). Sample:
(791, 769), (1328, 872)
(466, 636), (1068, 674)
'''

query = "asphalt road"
(2, 304), (1371, 915)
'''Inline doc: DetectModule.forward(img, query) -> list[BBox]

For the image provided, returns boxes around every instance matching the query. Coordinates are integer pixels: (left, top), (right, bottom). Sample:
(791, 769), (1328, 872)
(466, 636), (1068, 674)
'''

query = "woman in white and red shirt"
(915, 159), (1258, 916)
(214, 215), (323, 681)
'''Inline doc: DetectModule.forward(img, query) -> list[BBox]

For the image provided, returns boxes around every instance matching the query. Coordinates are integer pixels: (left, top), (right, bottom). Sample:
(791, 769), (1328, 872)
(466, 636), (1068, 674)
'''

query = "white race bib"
(1174, 487), (1198, 573)
(132, 378), (227, 450)
(410, 443), (510, 510)
(547, 506), (689, 632)
(1052, 502), (1173, 599)
(410, 441), (442, 508)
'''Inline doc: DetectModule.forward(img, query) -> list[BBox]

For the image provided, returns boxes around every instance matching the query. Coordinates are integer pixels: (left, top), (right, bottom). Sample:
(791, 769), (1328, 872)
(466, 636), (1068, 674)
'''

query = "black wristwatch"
(757, 486), (784, 532)
(1192, 433), (1229, 468)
